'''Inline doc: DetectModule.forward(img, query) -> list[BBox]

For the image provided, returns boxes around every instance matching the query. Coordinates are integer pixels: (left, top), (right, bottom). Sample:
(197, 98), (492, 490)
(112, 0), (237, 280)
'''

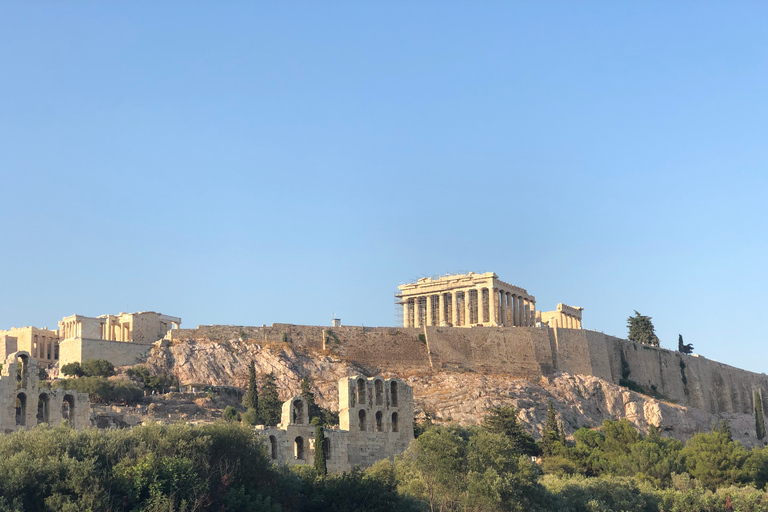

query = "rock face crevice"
(142, 332), (765, 448)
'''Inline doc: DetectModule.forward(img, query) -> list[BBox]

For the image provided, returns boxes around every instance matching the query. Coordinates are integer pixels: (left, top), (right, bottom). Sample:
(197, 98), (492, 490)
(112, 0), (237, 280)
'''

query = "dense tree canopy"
(627, 311), (660, 347)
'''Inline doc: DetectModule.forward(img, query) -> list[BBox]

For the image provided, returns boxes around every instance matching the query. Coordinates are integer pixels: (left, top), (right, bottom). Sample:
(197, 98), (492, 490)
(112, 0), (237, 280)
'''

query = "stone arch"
(357, 378), (366, 405)
(358, 409), (366, 431)
(292, 399), (304, 424)
(375, 410), (383, 432)
(294, 436), (304, 459)
(16, 392), (27, 426)
(390, 381), (398, 407)
(269, 435), (277, 459)
(62, 394), (75, 427)
(37, 393), (50, 424)
(375, 379), (384, 405)
(391, 412), (399, 432)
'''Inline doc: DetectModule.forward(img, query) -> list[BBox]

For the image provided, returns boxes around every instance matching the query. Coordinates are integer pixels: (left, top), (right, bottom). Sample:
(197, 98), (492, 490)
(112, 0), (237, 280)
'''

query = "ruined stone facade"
(0, 327), (60, 365)
(57, 311), (181, 366)
(261, 376), (414, 472)
(397, 272), (582, 329)
(0, 351), (89, 433)
(538, 303), (583, 329)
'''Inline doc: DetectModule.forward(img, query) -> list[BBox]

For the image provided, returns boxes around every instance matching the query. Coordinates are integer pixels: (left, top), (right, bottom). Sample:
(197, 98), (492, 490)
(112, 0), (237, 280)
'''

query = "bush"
(242, 408), (259, 426)
(126, 366), (173, 392)
(81, 359), (115, 378)
(223, 406), (242, 423)
(54, 377), (143, 403)
(60, 362), (84, 378)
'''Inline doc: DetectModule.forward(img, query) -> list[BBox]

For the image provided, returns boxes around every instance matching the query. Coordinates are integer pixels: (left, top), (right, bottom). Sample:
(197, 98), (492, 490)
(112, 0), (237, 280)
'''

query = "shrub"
(61, 362), (84, 378)
(81, 359), (115, 378)
(223, 406), (242, 423)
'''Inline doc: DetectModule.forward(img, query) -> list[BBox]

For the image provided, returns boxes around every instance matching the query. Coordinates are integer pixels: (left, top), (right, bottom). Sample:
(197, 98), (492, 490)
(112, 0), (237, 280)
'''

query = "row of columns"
(493, 289), (536, 327)
(32, 335), (58, 361)
(552, 314), (582, 329)
(61, 321), (80, 340)
(403, 287), (536, 328)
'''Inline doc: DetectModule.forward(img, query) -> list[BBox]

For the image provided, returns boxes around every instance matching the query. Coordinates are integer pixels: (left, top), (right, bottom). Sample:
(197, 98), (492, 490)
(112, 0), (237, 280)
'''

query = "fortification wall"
(168, 324), (768, 417)
(59, 338), (151, 367)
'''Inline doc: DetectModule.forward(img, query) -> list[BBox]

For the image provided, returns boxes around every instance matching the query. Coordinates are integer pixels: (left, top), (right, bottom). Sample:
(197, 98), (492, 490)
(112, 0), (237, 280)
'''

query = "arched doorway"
(294, 436), (304, 460)
(62, 394), (75, 427)
(375, 411), (383, 432)
(16, 393), (27, 426)
(391, 412), (399, 432)
(390, 381), (398, 407)
(358, 409), (366, 431)
(37, 394), (50, 424)
(16, 354), (29, 389)
(269, 435), (277, 460)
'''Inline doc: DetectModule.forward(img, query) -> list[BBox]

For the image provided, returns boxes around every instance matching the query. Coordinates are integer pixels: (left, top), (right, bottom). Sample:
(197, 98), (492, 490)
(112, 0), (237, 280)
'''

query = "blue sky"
(1, 3), (766, 372)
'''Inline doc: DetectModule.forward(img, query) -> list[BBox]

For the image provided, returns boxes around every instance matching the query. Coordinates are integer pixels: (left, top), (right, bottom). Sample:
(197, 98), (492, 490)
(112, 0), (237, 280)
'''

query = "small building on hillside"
(261, 376), (414, 472)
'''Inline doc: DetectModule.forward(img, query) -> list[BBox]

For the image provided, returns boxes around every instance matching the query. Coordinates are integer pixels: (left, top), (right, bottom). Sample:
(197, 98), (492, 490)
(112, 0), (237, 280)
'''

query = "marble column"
(452, 292), (459, 326)
(499, 290), (507, 326)
(531, 300), (536, 326)
(464, 290), (471, 326)
(439, 293), (446, 326)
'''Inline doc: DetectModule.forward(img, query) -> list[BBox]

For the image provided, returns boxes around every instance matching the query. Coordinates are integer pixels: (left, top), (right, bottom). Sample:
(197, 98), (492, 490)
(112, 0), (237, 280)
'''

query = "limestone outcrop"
(140, 336), (766, 448)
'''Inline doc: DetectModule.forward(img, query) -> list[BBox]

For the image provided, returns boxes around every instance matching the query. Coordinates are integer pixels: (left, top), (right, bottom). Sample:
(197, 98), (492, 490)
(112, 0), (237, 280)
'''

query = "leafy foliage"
(53, 377), (143, 403)
(80, 359), (116, 377)
(314, 421), (327, 476)
(60, 362), (84, 378)
(481, 405), (540, 456)
(126, 366), (174, 392)
(627, 311), (660, 347)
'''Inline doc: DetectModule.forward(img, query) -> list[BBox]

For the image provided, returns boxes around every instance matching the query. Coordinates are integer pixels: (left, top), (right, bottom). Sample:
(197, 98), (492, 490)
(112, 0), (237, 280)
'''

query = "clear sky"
(1, 3), (766, 372)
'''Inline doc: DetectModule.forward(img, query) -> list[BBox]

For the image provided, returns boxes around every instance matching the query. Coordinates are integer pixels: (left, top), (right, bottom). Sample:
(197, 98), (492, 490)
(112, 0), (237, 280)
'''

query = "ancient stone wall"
(59, 337), (152, 367)
(168, 323), (768, 417)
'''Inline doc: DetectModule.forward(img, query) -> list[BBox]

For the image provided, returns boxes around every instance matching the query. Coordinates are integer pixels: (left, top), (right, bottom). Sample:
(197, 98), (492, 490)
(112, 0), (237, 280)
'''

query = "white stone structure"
(262, 376), (414, 472)
(397, 272), (537, 328)
(58, 311), (181, 366)
(0, 327), (60, 365)
(0, 351), (89, 433)
(538, 303), (583, 329)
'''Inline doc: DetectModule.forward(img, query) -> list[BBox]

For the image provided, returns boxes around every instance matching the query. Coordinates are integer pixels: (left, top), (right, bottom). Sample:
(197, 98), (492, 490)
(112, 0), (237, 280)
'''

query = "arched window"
(375, 380), (384, 405)
(62, 394), (75, 427)
(322, 438), (331, 459)
(391, 412), (399, 432)
(357, 378), (366, 405)
(17, 354), (29, 389)
(358, 409), (366, 432)
(16, 393), (27, 426)
(292, 400), (304, 424)
(294, 436), (304, 459)
(375, 411), (383, 432)
(269, 435), (278, 459)
(390, 381), (398, 407)
(350, 383), (356, 407)
(37, 394), (50, 424)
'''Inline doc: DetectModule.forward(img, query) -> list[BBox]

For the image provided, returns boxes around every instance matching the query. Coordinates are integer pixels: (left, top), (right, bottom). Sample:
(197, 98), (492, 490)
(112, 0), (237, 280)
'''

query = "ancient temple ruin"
(397, 272), (583, 329)
(261, 376), (414, 472)
(0, 351), (89, 433)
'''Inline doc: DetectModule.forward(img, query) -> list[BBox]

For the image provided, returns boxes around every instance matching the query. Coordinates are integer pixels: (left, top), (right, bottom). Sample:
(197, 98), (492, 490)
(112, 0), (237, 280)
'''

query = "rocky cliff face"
(141, 337), (765, 448)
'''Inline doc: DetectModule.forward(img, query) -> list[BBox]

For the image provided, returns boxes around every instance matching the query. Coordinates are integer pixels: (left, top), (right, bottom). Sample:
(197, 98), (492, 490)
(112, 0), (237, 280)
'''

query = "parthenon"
(397, 272), (537, 328)
(397, 272), (583, 329)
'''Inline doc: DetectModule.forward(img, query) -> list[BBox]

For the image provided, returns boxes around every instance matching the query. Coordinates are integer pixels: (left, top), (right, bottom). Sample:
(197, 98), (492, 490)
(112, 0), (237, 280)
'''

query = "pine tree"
(481, 405), (539, 456)
(242, 361), (259, 410)
(258, 372), (282, 426)
(539, 400), (564, 456)
(627, 311), (660, 347)
(313, 417), (327, 476)
(300, 376), (322, 423)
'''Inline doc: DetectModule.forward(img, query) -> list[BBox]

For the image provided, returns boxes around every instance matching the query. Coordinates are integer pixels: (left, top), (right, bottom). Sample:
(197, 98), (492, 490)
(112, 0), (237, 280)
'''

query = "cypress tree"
(258, 372), (282, 426)
(242, 361), (259, 410)
(313, 417), (327, 476)
(755, 392), (765, 440)
(300, 376), (322, 424)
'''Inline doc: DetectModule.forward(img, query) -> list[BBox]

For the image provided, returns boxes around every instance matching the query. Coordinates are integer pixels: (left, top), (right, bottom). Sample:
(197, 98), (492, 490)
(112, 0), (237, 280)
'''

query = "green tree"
(300, 376), (322, 423)
(242, 361), (259, 410)
(678, 334), (694, 354)
(755, 391), (765, 440)
(627, 311), (660, 347)
(481, 405), (540, 456)
(258, 372), (282, 426)
(539, 401), (565, 457)
(223, 406), (241, 422)
(60, 362), (84, 378)
(80, 359), (115, 378)
(680, 429), (749, 490)
(313, 417), (327, 476)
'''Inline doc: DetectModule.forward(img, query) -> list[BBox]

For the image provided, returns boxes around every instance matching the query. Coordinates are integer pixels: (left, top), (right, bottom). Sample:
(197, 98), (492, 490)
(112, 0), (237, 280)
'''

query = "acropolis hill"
(3, 272), (767, 446)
